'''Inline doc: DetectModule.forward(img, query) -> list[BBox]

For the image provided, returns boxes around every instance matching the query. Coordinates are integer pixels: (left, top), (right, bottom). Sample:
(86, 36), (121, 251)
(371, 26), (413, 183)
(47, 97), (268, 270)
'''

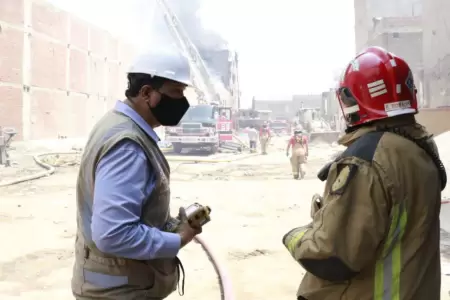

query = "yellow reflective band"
(374, 203), (408, 300)
(287, 230), (307, 254)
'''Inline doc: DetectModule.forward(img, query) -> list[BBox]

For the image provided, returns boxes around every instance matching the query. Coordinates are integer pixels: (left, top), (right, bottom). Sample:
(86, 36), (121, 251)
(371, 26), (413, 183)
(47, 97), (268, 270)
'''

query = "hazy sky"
(48, 0), (355, 104)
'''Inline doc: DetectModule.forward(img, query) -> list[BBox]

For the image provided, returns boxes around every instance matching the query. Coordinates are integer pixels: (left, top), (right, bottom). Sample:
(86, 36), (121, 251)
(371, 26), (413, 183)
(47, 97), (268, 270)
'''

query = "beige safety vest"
(72, 111), (179, 299)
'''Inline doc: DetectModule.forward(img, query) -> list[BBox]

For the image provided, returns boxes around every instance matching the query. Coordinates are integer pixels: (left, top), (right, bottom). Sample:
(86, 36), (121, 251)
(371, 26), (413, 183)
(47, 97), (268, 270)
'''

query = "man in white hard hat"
(71, 50), (202, 299)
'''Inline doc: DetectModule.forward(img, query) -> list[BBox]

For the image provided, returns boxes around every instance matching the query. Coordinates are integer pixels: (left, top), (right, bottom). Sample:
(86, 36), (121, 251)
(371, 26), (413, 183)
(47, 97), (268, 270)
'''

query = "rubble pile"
(40, 153), (81, 167)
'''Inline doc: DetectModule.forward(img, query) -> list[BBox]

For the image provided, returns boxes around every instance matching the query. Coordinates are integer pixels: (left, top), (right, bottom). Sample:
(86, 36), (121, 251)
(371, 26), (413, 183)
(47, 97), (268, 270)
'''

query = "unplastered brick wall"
(0, 0), (136, 140)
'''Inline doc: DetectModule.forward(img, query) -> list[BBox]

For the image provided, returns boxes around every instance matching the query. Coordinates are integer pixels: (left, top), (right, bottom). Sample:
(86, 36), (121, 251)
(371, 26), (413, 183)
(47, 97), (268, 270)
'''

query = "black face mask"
(148, 93), (190, 126)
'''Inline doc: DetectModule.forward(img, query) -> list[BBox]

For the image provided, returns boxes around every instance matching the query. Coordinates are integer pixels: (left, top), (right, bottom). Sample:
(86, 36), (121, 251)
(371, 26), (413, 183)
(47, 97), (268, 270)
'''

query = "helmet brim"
(127, 68), (192, 87)
(127, 50), (193, 87)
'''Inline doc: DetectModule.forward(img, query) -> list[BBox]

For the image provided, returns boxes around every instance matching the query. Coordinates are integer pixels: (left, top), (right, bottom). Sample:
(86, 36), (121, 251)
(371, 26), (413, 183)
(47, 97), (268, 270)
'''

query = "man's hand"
(176, 207), (202, 248)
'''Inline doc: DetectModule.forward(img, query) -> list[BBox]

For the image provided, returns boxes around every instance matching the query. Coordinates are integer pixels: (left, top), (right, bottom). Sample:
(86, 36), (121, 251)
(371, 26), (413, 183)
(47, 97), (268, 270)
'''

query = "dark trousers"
(249, 140), (256, 149)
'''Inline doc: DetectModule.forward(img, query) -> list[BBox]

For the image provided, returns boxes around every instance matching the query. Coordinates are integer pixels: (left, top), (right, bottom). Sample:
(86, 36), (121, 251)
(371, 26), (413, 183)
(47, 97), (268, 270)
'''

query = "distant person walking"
(247, 125), (259, 152)
(259, 122), (271, 154)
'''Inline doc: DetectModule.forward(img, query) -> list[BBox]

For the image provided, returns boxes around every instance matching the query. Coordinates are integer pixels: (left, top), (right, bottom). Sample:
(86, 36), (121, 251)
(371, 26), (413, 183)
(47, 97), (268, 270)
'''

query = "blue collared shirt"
(91, 100), (181, 260)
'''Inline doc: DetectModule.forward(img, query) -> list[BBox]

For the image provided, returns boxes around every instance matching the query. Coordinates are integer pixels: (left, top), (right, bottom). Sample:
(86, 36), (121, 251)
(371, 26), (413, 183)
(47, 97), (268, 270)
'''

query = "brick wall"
(0, 0), (136, 140)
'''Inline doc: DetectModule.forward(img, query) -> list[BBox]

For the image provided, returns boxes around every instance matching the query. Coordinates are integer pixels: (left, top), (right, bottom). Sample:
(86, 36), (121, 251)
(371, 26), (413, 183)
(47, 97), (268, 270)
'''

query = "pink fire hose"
(195, 236), (235, 300)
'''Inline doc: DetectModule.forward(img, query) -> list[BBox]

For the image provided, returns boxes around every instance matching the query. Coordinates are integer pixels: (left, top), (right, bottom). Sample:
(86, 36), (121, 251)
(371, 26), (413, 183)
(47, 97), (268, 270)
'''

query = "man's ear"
(139, 85), (153, 100)
(147, 89), (162, 108)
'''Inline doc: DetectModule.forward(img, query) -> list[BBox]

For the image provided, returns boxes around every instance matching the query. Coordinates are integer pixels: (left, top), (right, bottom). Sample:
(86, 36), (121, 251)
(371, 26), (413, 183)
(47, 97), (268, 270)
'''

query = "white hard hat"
(128, 50), (192, 86)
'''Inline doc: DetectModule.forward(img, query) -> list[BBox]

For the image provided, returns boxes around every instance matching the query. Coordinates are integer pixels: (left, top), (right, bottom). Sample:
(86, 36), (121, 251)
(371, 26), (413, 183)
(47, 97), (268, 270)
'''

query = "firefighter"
(286, 129), (308, 179)
(281, 47), (446, 299)
(259, 121), (271, 154)
(71, 50), (203, 299)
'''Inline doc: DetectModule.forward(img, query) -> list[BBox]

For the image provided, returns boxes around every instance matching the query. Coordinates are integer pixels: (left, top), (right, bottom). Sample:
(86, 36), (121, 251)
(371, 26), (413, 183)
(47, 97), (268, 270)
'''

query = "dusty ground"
(1, 137), (450, 299)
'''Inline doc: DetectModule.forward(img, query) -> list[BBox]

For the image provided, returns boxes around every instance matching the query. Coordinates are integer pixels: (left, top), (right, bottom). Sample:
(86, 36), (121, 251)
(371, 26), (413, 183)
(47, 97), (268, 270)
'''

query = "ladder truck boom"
(155, 0), (219, 105)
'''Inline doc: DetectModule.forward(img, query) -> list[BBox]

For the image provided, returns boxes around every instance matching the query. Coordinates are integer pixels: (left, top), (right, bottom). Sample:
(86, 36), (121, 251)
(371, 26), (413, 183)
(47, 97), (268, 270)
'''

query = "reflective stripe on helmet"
(342, 105), (359, 115)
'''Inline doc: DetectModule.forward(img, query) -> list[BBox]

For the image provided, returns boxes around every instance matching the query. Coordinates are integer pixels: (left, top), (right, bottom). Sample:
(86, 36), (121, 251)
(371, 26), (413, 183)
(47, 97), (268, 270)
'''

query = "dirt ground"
(1, 137), (450, 299)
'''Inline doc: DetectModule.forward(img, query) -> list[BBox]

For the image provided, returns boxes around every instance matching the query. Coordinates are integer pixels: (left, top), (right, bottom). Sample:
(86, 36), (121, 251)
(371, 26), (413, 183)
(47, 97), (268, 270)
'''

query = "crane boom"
(155, 0), (220, 105)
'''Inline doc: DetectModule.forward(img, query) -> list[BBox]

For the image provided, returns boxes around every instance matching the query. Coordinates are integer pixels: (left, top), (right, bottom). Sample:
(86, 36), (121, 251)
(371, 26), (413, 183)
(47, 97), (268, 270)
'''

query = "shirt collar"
(114, 100), (160, 142)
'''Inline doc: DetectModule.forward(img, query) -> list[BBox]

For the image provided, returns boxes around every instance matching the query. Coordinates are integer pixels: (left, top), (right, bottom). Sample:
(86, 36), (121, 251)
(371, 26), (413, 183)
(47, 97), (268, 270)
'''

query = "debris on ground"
(39, 153), (81, 168)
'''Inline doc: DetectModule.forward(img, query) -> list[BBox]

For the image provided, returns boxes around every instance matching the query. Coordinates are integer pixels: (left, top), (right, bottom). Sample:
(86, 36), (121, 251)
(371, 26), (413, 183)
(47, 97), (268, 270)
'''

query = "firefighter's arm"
(286, 138), (293, 153)
(282, 159), (389, 282)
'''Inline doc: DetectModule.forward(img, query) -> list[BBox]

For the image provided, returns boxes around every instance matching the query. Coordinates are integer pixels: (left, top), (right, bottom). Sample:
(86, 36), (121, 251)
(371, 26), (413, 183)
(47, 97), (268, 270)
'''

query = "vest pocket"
(142, 266), (178, 298)
(78, 247), (178, 298)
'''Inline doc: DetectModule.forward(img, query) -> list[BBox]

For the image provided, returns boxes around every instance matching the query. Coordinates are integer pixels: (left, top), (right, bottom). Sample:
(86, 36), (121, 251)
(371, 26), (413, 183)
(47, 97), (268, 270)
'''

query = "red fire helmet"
(337, 46), (418, 127)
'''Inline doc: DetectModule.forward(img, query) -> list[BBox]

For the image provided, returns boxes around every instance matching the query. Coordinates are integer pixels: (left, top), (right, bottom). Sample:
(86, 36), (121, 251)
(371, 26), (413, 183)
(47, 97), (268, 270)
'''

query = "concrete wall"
(353, 2), (426, 106)
(321, 89), (341, 119)
(354, 0), (421, 52)
(354, 0), (370, 52)
(362, 17), (423, 70)
(366, 0), (421, 18)
(252, 100), (292, 118)
(0, 0), (136, 140)
(416, 108), (450, 135)
(352, 0), (450, 133)
(422, 0), (450, 107)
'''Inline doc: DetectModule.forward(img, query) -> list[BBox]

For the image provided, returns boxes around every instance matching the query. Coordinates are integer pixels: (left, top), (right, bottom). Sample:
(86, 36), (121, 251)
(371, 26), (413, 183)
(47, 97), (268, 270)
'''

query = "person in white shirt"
(247, 125), (259, 151)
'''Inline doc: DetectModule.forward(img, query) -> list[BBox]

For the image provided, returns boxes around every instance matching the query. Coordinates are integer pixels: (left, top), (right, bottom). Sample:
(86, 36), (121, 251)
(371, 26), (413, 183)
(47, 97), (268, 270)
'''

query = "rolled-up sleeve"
(91, 140), (181, 260)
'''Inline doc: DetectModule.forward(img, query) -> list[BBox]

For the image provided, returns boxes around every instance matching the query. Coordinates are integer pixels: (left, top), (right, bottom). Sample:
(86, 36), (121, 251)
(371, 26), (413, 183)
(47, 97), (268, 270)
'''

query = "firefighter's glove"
(282, 225), (310, 255)
(310, 193), (323, 218)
